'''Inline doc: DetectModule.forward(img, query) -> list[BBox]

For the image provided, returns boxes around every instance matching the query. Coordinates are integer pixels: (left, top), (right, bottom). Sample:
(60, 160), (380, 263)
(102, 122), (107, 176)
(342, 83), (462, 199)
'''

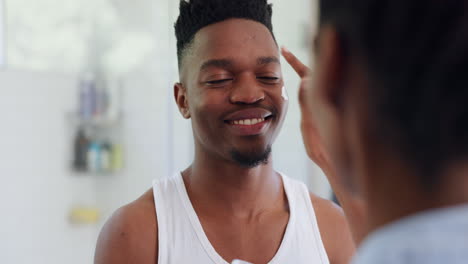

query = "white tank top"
(152, 172), (329, 264)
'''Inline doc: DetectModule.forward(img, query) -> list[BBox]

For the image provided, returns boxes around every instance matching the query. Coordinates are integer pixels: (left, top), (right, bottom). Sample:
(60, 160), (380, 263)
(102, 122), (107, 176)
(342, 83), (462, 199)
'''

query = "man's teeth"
(231, 118), (265, 125)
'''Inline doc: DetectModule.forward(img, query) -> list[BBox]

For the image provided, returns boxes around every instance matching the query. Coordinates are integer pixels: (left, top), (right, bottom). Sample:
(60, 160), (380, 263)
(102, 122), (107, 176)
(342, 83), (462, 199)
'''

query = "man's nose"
(229, 75), (265, 104)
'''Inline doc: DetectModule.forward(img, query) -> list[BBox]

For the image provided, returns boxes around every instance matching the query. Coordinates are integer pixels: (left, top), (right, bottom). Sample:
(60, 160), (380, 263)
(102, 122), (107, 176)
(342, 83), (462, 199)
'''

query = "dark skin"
(281, 45), (367, 245)
(95, 19), (354, 264)
(295, 22), (468, 246)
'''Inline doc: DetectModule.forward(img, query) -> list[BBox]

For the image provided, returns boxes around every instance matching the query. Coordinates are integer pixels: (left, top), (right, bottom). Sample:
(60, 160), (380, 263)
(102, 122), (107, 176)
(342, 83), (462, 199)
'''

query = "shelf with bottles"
(72, 127), (124, 175)
(71, 72), (123, 127)
(69, 72), (125, 175)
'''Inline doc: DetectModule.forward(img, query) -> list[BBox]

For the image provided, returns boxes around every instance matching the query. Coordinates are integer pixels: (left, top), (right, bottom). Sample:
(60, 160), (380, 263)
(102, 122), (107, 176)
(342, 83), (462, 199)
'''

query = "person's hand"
(282, 46), (367, 245)
(281, 47), (332, 174)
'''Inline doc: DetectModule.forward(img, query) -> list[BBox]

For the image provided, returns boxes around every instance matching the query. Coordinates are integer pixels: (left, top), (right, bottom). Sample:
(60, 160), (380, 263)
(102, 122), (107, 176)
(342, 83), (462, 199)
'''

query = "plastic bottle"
(110, 143), (124, 172)
(87, 142), (101, 173)
(79, 73), (96, 121)
(100, 142), (111, 173)
(73, 128), (89, 172)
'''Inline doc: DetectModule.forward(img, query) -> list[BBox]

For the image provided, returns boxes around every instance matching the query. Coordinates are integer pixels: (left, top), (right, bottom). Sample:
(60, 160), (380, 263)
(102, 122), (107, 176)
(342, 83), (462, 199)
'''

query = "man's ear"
(315, 25), (347, 113)
(174, 82), (191, 119)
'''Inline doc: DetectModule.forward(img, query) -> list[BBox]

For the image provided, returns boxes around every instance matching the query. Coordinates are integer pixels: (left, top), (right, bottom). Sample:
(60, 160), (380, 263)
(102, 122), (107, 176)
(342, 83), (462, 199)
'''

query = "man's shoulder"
(110, 189), (157, 231)
(309, 192), (355, 264)
(309, 192), (344, 218)
(94, 189), (158, 264)
(308, 192), (348, 240)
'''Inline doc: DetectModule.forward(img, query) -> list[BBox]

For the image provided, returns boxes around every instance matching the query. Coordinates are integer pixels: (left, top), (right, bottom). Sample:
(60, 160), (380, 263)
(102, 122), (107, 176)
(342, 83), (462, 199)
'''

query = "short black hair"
(174, 0), (275, 69)
(319, 0), (468, 190)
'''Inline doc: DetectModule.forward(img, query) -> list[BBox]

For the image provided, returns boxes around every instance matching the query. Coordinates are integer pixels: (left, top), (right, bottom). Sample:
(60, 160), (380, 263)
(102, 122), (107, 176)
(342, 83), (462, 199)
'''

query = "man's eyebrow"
(257, 56), (280, 65)
(200, 59), (233, 71)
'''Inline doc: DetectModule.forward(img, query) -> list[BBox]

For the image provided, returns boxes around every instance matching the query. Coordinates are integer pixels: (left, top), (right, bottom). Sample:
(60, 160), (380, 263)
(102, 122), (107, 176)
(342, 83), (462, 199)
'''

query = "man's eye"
(258, 76), (280, 84)
(206, 79), (233, 85)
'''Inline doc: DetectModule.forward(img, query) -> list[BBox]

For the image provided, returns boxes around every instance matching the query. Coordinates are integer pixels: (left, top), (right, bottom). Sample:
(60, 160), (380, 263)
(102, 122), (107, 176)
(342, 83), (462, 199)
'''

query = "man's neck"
(182, 148), (285, 218)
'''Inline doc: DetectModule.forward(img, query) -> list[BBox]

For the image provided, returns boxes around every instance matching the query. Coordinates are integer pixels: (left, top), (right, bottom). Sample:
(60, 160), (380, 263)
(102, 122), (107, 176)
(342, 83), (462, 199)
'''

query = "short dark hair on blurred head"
(319, 0), (468, 190)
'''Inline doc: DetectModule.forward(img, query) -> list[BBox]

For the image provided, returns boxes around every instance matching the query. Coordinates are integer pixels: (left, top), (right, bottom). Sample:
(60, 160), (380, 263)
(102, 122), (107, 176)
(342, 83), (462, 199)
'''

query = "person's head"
(174, 0), (288, 168)
(308, 0), (468, 200)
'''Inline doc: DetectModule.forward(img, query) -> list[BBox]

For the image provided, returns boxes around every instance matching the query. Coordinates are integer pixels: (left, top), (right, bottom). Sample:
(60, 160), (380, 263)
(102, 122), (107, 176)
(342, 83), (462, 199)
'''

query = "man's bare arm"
(311, 194), (355, 264)
(94, 191), (158, 264)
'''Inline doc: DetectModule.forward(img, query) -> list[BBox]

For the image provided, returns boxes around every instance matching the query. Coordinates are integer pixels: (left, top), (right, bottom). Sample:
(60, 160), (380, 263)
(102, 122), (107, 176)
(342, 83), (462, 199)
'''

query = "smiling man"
(94, 1), (354, 264)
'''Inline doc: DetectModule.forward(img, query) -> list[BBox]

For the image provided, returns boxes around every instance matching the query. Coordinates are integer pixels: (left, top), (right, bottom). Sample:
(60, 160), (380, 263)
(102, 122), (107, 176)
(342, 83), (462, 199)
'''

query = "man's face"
(178, 19), (288, 167)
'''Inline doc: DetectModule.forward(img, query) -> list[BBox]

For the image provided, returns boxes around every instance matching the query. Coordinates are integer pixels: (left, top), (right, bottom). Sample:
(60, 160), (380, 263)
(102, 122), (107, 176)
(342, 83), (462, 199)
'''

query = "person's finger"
(281, 46), (310, 78)
(298, 77), (311, 108)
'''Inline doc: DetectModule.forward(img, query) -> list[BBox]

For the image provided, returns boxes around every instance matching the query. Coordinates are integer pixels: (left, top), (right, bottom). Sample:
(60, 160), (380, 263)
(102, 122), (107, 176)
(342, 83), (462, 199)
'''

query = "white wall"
(0, 71), (98, 263)
(0, 0), (329, 263)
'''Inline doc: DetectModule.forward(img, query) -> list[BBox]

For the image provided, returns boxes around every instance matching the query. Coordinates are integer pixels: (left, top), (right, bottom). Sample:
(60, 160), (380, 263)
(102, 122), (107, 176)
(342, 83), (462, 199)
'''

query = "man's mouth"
(227, 116), (272, 126)
(223, 108), (274, 136)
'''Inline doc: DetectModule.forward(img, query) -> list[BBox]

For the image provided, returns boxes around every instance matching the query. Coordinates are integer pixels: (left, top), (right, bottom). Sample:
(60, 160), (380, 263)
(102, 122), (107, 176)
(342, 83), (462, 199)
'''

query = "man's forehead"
(180, 19), (278, 77)
(199, 56), (280, 72)
(192, 19), (277, 52)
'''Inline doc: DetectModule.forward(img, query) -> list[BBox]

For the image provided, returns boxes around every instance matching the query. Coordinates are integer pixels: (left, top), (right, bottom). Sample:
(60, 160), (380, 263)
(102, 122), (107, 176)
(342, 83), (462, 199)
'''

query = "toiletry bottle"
(73, 128), (89, 172)
(89, 79), (97, 119)
(87, 141), (101, 173)
(100, 142), (111, 173)
(111, 143), (124, 172)
(95, 80), (109, 120)
(79, 73), (95, 121)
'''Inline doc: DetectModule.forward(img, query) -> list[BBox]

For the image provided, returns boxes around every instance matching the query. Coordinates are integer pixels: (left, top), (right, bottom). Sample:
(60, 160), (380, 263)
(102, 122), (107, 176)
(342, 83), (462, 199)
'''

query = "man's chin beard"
(229, 145), (272, 168)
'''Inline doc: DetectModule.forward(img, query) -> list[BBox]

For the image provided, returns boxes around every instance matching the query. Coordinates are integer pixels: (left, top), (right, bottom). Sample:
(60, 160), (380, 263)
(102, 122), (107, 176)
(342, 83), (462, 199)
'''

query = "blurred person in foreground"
(283, 0), (468, 263)
(94, 0), (355, 263)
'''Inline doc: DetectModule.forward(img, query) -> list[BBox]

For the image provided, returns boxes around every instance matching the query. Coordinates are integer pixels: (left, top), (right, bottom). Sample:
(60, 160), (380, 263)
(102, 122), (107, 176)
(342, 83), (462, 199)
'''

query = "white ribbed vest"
(152, 172), (329, 264)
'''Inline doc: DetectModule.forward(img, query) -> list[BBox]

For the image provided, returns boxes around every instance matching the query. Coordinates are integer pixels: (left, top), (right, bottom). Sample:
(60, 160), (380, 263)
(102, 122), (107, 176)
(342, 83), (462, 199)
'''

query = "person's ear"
(314, 25), (348, 114)
(174, 82), (191, 119)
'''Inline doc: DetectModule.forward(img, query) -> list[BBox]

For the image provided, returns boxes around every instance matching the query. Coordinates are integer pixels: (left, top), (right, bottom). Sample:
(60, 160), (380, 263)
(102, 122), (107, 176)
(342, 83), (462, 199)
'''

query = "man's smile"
(223, 108), (274, 136)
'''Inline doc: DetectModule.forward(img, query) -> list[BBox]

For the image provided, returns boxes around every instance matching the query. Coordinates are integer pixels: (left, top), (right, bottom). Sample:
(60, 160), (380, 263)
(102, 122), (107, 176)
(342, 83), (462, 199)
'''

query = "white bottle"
(100, 142), (111, 173)
(87, 142), (101, 173)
